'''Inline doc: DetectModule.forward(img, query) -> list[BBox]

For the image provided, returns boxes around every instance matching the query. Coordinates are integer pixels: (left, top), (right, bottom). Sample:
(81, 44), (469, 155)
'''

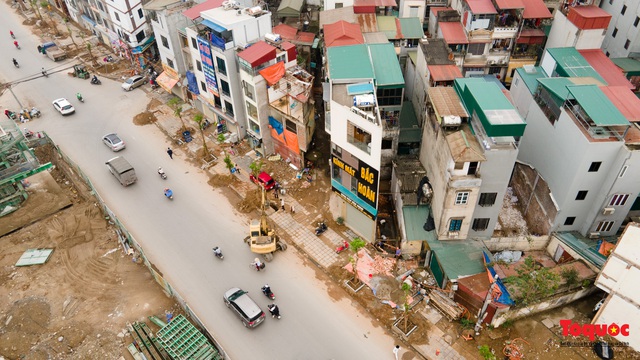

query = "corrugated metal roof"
(277, 0), (304, 18)
(465, 0), (497, 14)
(368, 43), (405, 87)
(431, 6), (453, 16)
(514, 66), (548, 94)
(567, 85), (630, 127)
(182, 0), (224, 20)
(399, 101), (421, 143)
(446, 126), (486, 162)
(319, 6), (357, 29)
(428, 86), (469, 118)
(439, 22), (469, 44)
(357, 13), (378, 33)
(522, 0), (552, 19)
(611, 57), (640, 75)
(398, 17), (424, 39)
(327, 45), (374, 80)
(546, 47), (605, 82)
(601, 86), (640, 122)
(376, 16), (397, 39)
(428, 65), (463, 82)
(461, 79), (515, 110)
(324, 20), (364, 47)
(238, 41), (277, 67)
(554, 232), (607, 269)
(494, 0), (523, 10)
(578, 49), (634, 90)
(407, 50), (417, 64)
(364, 32), (390, 44)
(273, 24), (298, 40)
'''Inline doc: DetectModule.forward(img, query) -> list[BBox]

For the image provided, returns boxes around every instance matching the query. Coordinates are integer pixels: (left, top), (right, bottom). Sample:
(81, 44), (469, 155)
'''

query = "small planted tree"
(31, 0), (43, 21)
(193, 113), (210, 160)
(223, 155), (234, 173)
(249, 159), (263, 177)
(167, 97), (187, 132)
(64, 18), (79, 51)
(45, 4), (60, 36)
(401, 282), (412, 333)
(348, 237), (366, 285)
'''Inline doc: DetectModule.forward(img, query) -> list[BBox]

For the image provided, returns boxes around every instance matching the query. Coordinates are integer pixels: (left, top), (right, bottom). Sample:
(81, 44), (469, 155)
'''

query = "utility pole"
(474, 274), (498, 335)
(7, 85), (25, 110)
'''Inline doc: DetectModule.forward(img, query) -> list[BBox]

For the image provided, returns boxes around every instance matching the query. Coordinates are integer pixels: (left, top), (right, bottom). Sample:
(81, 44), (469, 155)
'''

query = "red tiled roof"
(183, 0), (225, 20)
(353, 0), (396, 7)
(495, 0), (523, 10)
(296, 31), (316, 45)
(281, 41), (296, 51)
(273, 24), (298, 41)
(523, 0), (552, 19)
(430, 7), (453, 16)
(465, 0), (497, 14)
(238, 41), (277, 67)
(601, 86), (640, 122)
(578, 49), (634, 90)
(325, 20), (365, 47)
(440, 22), (468, 44)
(428, 65), (463, 82)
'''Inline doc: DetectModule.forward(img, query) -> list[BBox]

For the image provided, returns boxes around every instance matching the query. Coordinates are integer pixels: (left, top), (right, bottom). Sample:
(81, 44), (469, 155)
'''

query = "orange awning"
(259, 62), (286, 86)
(156, 71), (179, 92)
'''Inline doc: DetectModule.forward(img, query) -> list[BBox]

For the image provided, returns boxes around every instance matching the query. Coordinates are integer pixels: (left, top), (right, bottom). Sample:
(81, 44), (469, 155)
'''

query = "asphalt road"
(1, 7), (398, 360)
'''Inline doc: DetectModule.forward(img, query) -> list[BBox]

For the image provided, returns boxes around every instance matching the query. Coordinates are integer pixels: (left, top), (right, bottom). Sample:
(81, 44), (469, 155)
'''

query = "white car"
(52, 98), (75, 115)
(102, 133), (126, 152)
(121, 75), (146, 91)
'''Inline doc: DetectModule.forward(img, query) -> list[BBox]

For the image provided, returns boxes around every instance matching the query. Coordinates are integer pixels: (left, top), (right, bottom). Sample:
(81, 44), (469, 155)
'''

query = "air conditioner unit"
(448, 231), (459, 238)
(602, 207), (615, 215)
(488, 60), (496, 65)
(589, 232), (601, 239)
(499, 59), (507, 65)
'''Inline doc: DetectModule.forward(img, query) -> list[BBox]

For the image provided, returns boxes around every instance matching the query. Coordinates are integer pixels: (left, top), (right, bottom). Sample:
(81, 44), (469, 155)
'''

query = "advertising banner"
(197, 37), (219, 97)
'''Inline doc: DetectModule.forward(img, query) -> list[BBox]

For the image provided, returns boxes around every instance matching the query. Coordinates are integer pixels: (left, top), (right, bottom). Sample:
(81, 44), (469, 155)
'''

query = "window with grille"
(609, 194), (629, 206)
(478, 193), (497, 207)
(455, 192), (469, 205)
(449, 218), (463, 231)
(472, 218), (489, 231)
(596, 221), (614, 232)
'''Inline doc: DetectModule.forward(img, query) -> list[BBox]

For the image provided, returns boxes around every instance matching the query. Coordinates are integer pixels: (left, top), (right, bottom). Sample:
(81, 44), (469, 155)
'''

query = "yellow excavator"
(244, 188), (287, 261)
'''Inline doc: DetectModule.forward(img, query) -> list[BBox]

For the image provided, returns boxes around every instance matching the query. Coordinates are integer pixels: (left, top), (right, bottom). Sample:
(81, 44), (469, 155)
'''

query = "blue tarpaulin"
(482, 251), (515, 306)
(186, 71), (199, 94)
(269, 116), (283, 134)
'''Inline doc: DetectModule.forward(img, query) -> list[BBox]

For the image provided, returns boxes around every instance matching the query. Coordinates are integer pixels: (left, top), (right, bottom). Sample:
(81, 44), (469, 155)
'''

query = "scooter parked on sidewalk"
(336, 240), (349, 254)
(212, 246), (224, 260)
(315, 221), (327, 236)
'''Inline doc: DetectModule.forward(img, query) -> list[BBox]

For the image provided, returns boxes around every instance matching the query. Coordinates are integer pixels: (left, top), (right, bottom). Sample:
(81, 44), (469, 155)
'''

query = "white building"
(600, 0), (640, 58)
(593, 222), (640, 352)
(545, 4), (611, 50)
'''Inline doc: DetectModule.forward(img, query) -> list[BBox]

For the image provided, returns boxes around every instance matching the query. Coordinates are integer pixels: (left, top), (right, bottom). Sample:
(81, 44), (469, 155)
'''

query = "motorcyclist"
(12, 58), (18, 67)
(76, 92), (83, 101)
(213, 247), (222, 256)
(253, 258), (263, 271)
(267, 304), (280, 318)
(10, 30), (15, 38)
(41, 68), (47, 76)
(164, 188), (172, 198)
(262, 284), (271, 296)
(13, 40), (19, 48)
(158, 167), (165, 176)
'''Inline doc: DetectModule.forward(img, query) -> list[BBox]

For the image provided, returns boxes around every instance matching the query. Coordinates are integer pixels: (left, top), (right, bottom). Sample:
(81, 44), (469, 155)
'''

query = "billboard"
(331, 155), (379, 218)
(197, 37), (219, 97)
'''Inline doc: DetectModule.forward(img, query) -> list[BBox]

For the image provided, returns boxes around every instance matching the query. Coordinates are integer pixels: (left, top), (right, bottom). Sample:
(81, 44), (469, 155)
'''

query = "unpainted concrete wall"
(510, 163), (557, 235)
(483, 235), (550, 252)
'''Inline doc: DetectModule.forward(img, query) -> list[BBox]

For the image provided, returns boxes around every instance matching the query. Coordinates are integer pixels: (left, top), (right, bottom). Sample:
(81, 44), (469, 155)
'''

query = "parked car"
(102, 133), (126, 151)
(121, 75), (146, 91)
(223, 287), (265, 328)
(249, 171), (276, 190)
(52, 98), (75, 115)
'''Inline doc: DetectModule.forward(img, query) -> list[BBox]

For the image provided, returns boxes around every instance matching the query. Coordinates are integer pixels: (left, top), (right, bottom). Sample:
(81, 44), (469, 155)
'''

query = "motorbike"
(5, 110), (17, 120)
(12, 58), (18, 68)
(14, 41), (20, 49)
(164, 188), (173, 200)
(41, 69), (48, 77)
(77, 94), (84, 103)
(336, 240), (349, 254)
(10, 31), (15, 39)
(158, 167), (167, 180)
(267, 304), (281, 319)
(23, 128), (34, 138)
(212, 246), (224, 260)
(90, 76), (102, 85)
(314, 221), (327, 236)
(261, 285), (275, 300)
(26, 107), (40, 118)
(251, 259), (265, 271)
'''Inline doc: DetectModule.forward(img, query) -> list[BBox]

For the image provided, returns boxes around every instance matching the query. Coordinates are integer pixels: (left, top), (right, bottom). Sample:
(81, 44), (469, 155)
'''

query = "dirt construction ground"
(0, 144), (176, 359)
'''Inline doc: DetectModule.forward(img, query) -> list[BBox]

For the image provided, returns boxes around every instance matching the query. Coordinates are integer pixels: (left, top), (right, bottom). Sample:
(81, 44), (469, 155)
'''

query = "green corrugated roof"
(611, 57), (640, 76)
(515, 66), (548, 94)
(554, 232), (610, 269)
(403, 206), (485, 279)
(377, 16), (397, 39)
(399, 100), (420, 142)
(566, 85), (630, 126)
(546, 47), (605, 83)
(368, 43), (405, 87)
(537, 77), (575, 103)
(327, 45), (375, 80)
(465, 82), (513, 110)
(407, 50), (417, 65)
(399, 17), (423, 39)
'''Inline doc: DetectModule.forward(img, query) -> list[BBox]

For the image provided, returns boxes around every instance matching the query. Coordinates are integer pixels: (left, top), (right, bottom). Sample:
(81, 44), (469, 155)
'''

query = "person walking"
(280, 198), (285, 211)
(235, 164), (240, 174)
(290, 205), (295, 214)
(167, 147), (173, 159)
(273, 189), (279, 199)
(393, 345), (400, 360)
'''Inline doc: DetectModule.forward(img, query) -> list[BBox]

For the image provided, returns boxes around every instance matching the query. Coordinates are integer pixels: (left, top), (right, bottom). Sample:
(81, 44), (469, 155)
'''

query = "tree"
(223, 155), (234, 173)
(45, 4), (60, 36)
(64, 18), (79, 51)
(193, 113), (211, 161)
(401, 282), (412, 332)
(505, 256), (561, 306)
(249, 160), (263, 177)
(30, 0), (43, 21)
(167, 97), (187, 132)
(349, 238), (366, 284)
